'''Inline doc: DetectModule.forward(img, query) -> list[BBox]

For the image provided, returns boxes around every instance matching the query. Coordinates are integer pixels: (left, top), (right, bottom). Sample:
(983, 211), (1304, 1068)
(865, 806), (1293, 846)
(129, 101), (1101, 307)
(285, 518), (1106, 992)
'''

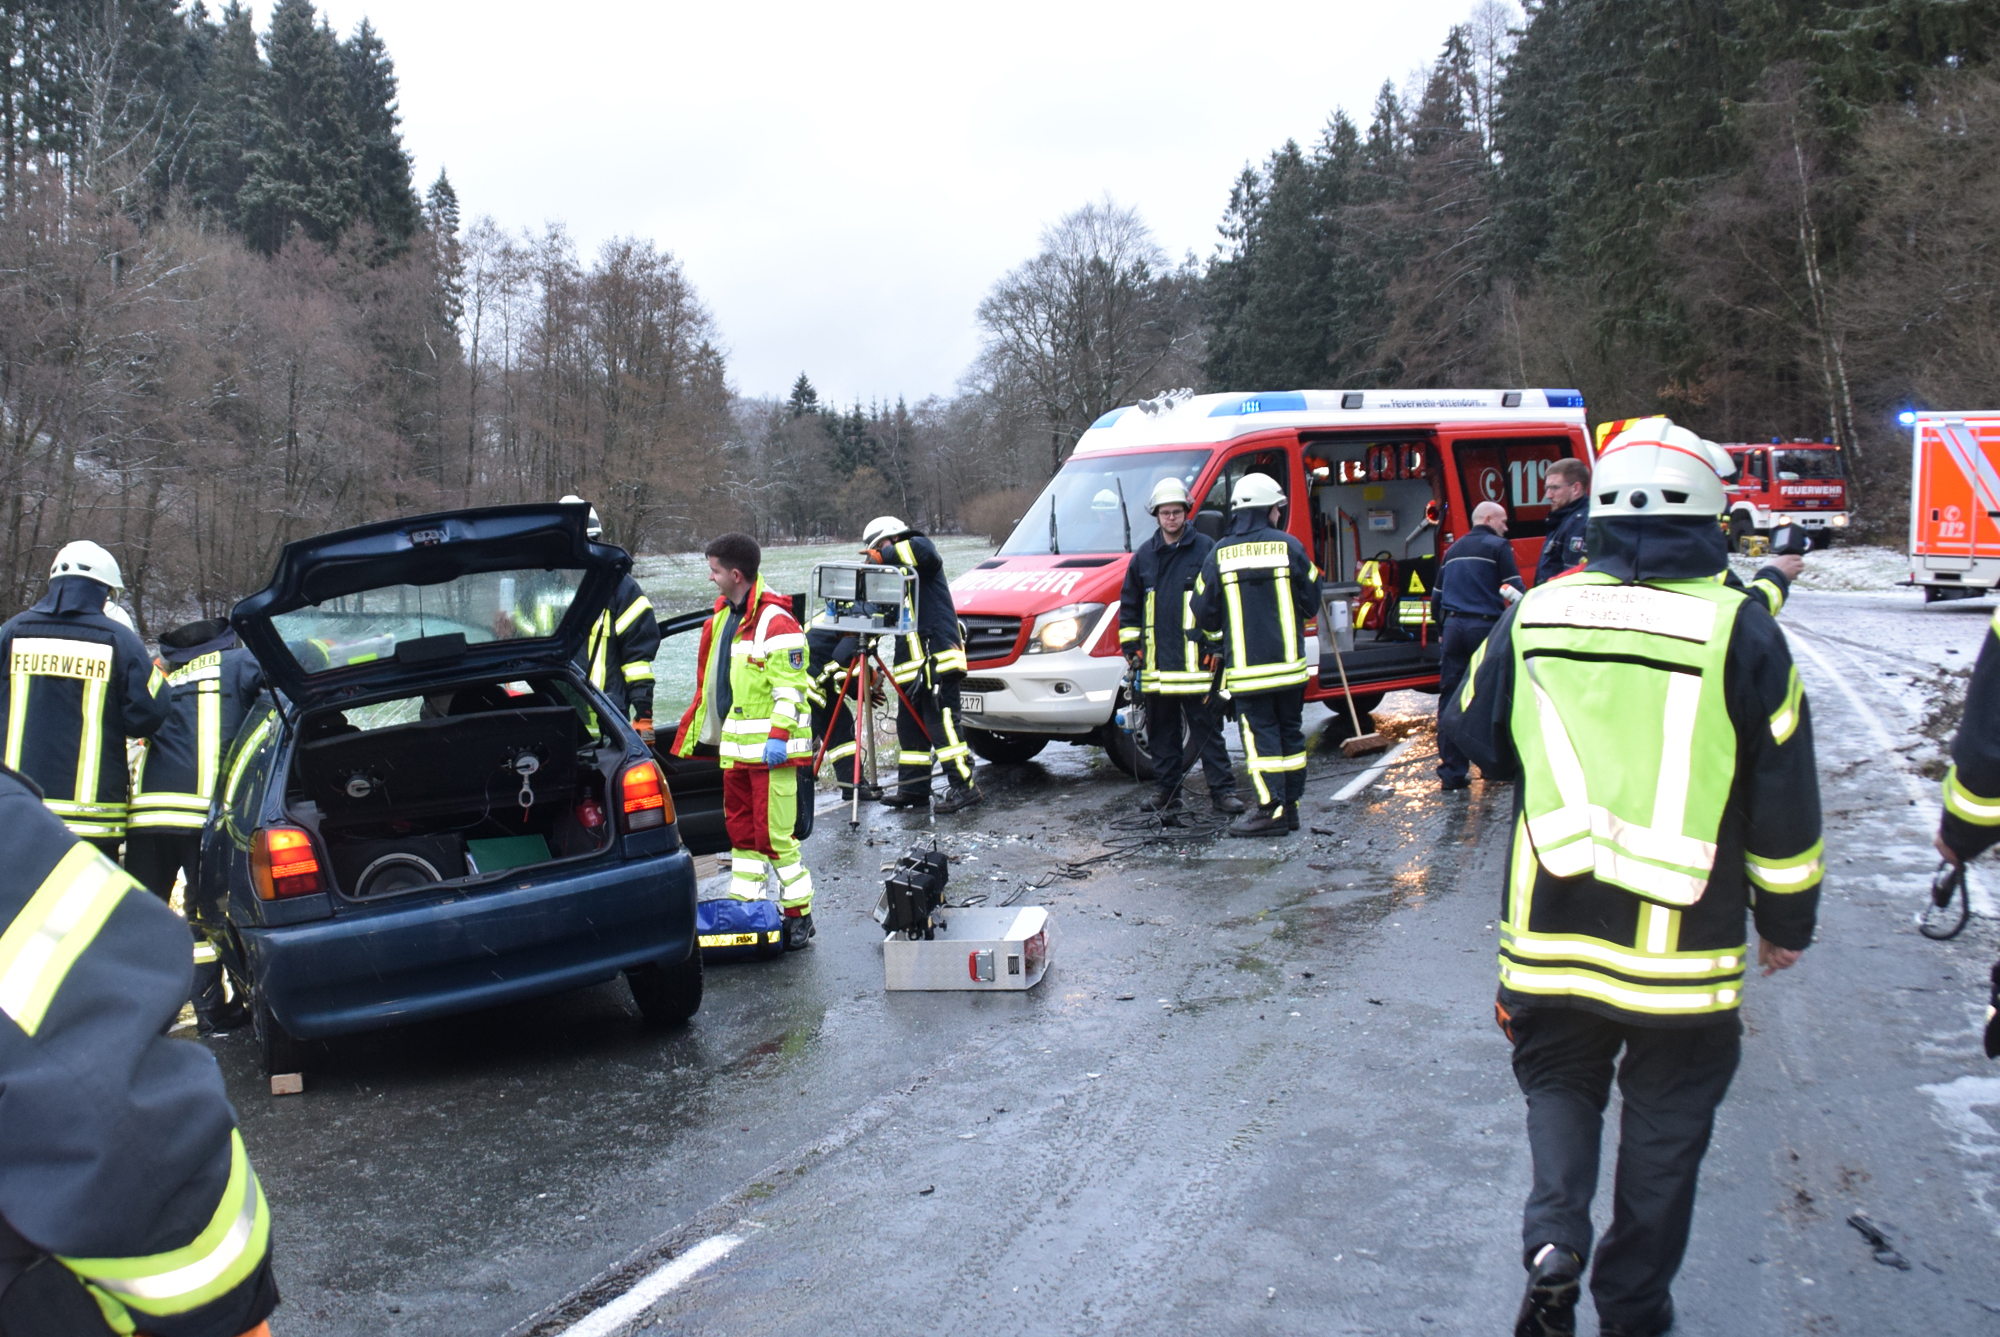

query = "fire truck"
(1720, 438), (1850, 551)
(1905, 411), (2000, 602)
(949, 388), (1593, 777)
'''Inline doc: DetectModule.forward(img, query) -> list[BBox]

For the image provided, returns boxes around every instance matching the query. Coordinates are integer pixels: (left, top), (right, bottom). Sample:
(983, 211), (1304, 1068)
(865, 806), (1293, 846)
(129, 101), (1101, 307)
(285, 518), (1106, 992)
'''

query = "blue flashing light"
(1208, 392), (1308, 417)
(1898, 410), (1918, 427)
(1091, 407), (1128, 430)
(1542, 389), (1586, 409)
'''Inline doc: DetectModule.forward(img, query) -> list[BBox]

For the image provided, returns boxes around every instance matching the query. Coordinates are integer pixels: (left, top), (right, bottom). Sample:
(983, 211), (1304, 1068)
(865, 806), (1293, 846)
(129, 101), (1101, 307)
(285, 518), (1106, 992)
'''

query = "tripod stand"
(811, 633), (938, 828)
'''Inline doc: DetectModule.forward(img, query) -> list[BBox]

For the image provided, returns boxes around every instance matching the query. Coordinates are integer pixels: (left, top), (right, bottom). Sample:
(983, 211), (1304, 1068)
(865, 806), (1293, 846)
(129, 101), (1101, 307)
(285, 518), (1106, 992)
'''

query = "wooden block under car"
(269, 1073), (304, 1096)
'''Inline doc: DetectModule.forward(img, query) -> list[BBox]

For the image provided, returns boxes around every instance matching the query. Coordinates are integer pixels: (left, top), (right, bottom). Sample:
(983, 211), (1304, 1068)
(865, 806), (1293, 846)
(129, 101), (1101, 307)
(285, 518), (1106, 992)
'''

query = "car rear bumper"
(245, 850), (698, 1039)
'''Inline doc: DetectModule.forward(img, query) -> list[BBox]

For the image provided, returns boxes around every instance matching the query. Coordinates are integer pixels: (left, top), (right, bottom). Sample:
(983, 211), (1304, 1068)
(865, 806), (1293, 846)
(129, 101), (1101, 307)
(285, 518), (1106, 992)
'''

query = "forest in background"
(9, 0), (2000, 630)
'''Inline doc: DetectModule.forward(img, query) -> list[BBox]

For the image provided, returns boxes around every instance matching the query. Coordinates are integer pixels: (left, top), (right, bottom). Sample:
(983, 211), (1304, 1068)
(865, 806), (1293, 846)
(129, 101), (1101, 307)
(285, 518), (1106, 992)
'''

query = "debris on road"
(1846, 1214), (1912, 1270)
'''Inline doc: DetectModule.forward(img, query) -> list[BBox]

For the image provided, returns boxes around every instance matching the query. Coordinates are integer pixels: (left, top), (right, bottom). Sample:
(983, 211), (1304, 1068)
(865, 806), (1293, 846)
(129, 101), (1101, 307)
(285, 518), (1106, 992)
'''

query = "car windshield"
(1774, 449), (1844, 480)
(997, 449), (1212, 556)
(269, 568), (584, 674)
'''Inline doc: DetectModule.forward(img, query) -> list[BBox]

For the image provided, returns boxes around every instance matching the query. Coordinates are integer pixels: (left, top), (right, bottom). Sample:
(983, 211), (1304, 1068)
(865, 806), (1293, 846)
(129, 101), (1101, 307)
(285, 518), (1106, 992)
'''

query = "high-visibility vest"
(670, 579), (812, 768)
(1510, 572), (1745, 908)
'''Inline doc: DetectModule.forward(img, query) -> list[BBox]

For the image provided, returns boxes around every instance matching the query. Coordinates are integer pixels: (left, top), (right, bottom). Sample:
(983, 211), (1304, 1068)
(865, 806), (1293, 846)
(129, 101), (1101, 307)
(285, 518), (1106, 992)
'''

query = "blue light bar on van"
(1208, 392), (1309, 417)
(1091, 407), (1128, 430)
(1543, 389), (1586, 409)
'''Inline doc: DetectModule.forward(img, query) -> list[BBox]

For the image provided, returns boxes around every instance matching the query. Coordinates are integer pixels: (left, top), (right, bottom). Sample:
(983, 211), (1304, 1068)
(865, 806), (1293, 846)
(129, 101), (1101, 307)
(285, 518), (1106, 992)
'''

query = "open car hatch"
(231, 504), (631, 709)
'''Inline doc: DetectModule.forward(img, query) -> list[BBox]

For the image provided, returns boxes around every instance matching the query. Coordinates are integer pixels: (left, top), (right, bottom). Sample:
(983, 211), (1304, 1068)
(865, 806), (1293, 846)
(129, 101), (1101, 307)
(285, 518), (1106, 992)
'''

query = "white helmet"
(1146, 477), (1193, 514)
(50, 540), (123, 592)
(862, 516), (908, 549)
(102, 601), (135, 631)
(1592, 417), (1736, 521)
(1230, 472), (1286, 512)
(559, 494), (603, 539)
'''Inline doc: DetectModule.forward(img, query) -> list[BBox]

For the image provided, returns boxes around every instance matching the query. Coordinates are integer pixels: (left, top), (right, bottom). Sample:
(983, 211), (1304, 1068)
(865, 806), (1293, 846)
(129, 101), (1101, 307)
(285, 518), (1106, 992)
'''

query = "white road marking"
(1786, 626), (1996, 917)
(1330, 737), (1421, 802)
(554, 1235), (742, 1337)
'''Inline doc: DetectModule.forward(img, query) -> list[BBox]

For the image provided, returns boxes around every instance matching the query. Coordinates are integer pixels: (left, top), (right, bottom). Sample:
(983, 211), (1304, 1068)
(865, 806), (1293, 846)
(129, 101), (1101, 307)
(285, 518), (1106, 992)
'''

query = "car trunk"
(283, 675), (625, 900)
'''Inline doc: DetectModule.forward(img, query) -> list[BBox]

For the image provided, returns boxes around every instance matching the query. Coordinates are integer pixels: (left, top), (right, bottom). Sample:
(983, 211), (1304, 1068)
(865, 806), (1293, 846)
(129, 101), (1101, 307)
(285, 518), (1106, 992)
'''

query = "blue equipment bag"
(697, 898), (786, 961)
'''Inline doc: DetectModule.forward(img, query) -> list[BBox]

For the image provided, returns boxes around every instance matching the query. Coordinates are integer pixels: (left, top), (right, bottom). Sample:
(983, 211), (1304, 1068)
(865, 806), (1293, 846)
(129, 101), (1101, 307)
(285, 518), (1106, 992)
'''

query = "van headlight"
(1027, 603), (1104, 654)
(1831, 514), (1849, 527)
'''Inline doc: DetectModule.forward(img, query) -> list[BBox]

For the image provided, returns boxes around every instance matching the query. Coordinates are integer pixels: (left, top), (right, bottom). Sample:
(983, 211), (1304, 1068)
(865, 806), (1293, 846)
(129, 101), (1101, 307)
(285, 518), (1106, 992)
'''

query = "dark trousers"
(1511, 1006), (1742, 1326)
(896, 669), (974, 796)
(1235, 687), (1306, 810)
(1145, 693), (1235, 797)
(813, 669), (862, 790)
(1436, 615), (1496, 783)
(124, 830), (230, 1020)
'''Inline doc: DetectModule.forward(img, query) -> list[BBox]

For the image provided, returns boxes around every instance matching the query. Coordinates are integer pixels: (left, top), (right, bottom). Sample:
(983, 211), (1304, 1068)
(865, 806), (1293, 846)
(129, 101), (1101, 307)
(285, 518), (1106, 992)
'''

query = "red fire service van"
(1719, 438), (1850, 551)
(949, 388), (1594, 777)
(1906, 411), (2000, 602)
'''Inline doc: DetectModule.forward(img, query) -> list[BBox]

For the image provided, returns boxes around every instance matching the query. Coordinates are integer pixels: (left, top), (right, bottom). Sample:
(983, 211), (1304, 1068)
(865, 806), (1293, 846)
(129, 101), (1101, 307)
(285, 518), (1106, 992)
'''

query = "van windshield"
(997, 450), (1211, 556)
(1773, 449), (1844, 480)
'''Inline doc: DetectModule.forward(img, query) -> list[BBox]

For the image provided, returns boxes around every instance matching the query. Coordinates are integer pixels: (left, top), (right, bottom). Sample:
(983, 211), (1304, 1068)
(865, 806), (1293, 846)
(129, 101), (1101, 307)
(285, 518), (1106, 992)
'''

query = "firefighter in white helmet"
(860, 515), (981, 812)
(1191, 471), (1322, 836)
(0, 542), (169, 852)
(559, 495), (663, 740)
(1443, 417), (1822, 1337)
(1116, 475), (1242, 816)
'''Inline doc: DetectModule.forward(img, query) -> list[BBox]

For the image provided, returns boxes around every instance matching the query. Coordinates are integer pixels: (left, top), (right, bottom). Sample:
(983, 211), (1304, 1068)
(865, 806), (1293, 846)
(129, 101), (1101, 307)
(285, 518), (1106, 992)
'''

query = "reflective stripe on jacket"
(1118, 527), (1214, 695)
(131, 646), (264, 832)
(1442, 559), (1823, 1025)
(0, 768), (278, 1333)
(669, 579), (812, 767)
(1943, 605), (2000, 861)
(581, 575), (660, 720)
(873, 533), (963, 684)
(0, 598), (169, 839)
(1190, 516), (1321, 697)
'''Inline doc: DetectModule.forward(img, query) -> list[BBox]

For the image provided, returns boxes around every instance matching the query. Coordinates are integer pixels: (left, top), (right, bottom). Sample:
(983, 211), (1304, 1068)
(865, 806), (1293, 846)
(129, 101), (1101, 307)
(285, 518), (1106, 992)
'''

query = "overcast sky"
(261, 1), (1501, 405)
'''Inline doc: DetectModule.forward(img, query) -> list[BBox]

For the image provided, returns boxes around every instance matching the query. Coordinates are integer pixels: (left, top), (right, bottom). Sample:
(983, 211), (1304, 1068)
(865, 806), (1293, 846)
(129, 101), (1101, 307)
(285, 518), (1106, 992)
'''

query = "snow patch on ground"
(1727, 542), (1922, 592)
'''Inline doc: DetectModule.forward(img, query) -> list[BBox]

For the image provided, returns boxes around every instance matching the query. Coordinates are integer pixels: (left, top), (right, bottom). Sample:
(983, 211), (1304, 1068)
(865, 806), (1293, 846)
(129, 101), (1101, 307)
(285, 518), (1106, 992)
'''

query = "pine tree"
(787, 373), (820, 417)
(424, 167), (464, 331)
(236, 0), (361, 252)
(342, 18), (418, 245)
(184, 0), (261, 221)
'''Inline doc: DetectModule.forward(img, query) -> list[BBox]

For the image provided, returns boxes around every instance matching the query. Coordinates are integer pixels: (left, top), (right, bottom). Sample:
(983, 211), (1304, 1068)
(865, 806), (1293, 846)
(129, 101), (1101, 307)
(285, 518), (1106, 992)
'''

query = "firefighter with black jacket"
(563, 496), (663, 739)
(805, 616), (865, 795)
(127, 618), (266, 1033)
(860, 516), (982, 813)
(0, 542), (170, 852)
(1191, 472), (1322, 837)
(1934, 605), (2000, 1058)
(0, 763), (280, 1337)
(1443, 418), (1822, 1337)
(1118, 477), (1242, 816)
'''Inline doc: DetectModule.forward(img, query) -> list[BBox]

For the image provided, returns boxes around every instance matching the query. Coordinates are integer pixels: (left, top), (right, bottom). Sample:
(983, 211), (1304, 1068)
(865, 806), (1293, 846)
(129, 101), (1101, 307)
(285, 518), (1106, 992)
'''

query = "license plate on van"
(960, 692), (985, 714)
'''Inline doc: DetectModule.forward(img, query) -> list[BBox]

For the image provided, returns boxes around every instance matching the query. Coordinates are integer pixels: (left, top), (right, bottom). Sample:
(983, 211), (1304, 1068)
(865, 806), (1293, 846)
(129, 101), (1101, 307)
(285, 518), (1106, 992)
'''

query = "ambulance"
(1906, 411), (2000, 602)
(1719, 438), (1851, 550)
(949, 388), (1594, 777)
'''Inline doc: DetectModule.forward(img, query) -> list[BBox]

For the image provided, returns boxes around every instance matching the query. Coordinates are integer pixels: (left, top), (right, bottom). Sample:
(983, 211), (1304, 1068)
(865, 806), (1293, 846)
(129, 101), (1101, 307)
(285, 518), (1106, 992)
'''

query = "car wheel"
(1728, 512), (1754, 553)
(1100, 700), (1158, 781)
(253, 987), (309, 1078)
(963, 727), (1049, 765)
(628, 949), (703, 1026)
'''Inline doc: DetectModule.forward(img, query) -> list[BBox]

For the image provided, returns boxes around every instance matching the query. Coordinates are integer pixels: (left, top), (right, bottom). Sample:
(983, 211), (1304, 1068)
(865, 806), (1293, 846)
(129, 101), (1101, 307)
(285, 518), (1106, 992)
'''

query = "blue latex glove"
(762, 737), (789, 767)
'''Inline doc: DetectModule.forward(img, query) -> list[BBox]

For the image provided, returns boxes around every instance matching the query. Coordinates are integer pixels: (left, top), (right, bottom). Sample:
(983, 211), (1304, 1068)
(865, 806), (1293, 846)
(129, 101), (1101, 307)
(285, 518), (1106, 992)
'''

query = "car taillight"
(251, 827), (325, 900)
(620, 760), (672, 832)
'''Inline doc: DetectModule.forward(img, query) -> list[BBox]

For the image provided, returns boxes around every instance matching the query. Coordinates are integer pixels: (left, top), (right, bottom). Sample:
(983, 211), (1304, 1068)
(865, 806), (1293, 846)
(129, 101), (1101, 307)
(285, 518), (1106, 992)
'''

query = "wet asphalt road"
(208, 587), (2000, 1336)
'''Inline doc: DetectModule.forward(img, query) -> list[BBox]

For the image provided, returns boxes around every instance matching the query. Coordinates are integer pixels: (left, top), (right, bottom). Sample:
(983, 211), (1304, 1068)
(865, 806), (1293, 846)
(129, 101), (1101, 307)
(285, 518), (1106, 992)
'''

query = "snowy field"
(632, 536), (997, 728)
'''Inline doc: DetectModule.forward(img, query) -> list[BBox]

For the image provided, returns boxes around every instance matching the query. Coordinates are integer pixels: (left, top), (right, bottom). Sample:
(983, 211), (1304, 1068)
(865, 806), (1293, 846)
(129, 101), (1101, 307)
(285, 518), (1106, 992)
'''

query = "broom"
(1328, 629), (1388, 758)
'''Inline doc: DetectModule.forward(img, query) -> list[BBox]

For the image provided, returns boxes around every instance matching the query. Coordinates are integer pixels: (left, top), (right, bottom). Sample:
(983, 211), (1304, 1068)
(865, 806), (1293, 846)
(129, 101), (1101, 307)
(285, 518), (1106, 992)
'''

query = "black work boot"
(783, 911), (816, 951)
(1514, 1244), (1582, 1337)
(1598, 1299), (1674, 1337)
(1139, 789), (1183, 813)
(1284, 801), (1300, 831)
(878, 788), (925, 809)
(1210, 790), (1246, 815)
(933, 783), (984, 814)
(1228, 805), (1290, 838)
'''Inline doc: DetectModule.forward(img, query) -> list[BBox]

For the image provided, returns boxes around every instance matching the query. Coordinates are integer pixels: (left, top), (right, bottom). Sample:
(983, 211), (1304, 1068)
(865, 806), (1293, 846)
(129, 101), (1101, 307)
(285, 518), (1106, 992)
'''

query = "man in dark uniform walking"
(1435, 501), (1525, 791)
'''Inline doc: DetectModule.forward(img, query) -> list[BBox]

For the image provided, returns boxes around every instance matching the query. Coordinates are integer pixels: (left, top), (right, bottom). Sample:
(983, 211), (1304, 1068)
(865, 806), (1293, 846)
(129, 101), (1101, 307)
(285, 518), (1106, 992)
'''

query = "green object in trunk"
(466, 835), (551, 873)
